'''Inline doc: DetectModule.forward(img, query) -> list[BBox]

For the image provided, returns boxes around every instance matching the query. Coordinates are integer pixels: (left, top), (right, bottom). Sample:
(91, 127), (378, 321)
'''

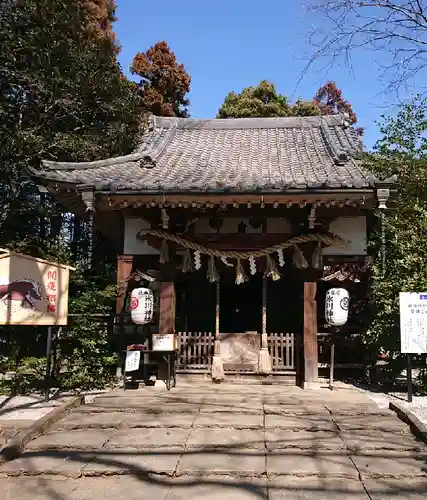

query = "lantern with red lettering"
(130, 288), (154, 325)
(325, 288), (349, 326)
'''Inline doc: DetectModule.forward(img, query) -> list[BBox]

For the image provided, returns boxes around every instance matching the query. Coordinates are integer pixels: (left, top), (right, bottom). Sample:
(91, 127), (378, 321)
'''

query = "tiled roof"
(34, 115), (378, 192)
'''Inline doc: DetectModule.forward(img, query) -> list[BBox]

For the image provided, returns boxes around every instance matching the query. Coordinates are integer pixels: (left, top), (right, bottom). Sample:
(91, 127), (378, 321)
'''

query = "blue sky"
(115, 0), (414, 150)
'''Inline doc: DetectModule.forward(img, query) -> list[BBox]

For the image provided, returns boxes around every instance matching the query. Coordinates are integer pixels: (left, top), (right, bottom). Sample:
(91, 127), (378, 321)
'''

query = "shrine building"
(32, 115), (394, 386)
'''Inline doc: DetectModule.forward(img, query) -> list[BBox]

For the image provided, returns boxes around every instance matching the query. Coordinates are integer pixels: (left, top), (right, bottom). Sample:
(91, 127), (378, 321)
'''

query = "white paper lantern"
(325, 288), (349, 326)
(130, 288), (154, 325)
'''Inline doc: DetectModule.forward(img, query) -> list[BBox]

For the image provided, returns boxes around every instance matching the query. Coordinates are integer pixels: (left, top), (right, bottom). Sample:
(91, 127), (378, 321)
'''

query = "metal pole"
(329, 339), (335, 389)
(45, 326), (53, 401)
(380, 211), (386, 275)
(407, 354), (413, 403)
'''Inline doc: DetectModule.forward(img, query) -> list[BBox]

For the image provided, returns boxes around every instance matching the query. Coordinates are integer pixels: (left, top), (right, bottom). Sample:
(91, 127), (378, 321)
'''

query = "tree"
(131, 41), (191, 117)
(217, 81), (290, 118)
(314, 81), (357, 124)
(0, 0), (142, 393)
(0, 0), (141, 246)
(306, 1), (427, 92)
(217, 80), (357, 122)
(364, 97), (427, 385)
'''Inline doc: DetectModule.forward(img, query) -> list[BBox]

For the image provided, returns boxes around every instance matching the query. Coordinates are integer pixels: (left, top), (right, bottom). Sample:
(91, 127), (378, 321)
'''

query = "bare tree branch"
(305, 0), (427, 92)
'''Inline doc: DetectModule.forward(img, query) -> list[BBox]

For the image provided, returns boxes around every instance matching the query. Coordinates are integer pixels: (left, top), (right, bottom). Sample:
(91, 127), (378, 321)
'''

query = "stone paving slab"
(0, 451), (94, 478)
(263, 404), (330, 416)
(266, 450), (359, 479)
(119, 413), (196, 428)
(165, 475), (267, 499)
(82, 448), (183, 476)
(265, 415), (337, 431)
(268, 477), (369, 499)
(362, 478), (427, 499)
(265, 430), (345, 451)
(325, 403), (387, 415)
(333, 415), (410, 433)
(199, 403), (263, 414)
(193, 413), (263, 429)
(352, 451), (427, 479)
(177, 449), (265, 476)
(186, 428), (265, 450)
(2, 477), (79, 500)
(341, 430), (425, 452)
(90, 399), (202, 414)
(26, 429), (117, 451)
(105, 428), (191, 448)
(68, 476), (170, 500)
(50, 411), (126, 430)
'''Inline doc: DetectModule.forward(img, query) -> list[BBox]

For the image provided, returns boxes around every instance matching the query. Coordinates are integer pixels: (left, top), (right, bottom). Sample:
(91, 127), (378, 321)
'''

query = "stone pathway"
(1, 384), (427, 499)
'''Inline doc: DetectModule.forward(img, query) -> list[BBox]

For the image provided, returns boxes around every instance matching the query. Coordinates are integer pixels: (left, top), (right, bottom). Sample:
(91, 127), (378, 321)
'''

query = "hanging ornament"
(235, 258), (248, 285)
(221, 257), (233, 267)
(161, 208), (169, 229)
(277, 249), (285, 267)
(194, 250), (202, 270)
(312, 242), (323, 269)
(159, 239), (169, 264)
(325, 288), (350, 326)
(207, 255), (219, 282)
(182, 249), (194, 273)
(249, 256), (257, 275)
(292, 245), (308, 269)
(130, 288), (154, 325)
(264, 255), (281, 281)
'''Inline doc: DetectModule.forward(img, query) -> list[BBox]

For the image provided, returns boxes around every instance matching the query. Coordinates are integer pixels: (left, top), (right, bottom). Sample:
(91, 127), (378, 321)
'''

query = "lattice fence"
(267, 332), (296, 371)
(177, 331), (215, 371)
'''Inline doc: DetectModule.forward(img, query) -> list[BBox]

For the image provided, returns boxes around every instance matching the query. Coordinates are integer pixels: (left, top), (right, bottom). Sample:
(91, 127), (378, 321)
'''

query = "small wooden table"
(123, 349), (177, 391)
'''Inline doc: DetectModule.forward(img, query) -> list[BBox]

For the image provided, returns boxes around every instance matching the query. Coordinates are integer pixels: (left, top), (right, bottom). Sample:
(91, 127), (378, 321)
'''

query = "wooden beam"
(98, 192), (376, 211)
(116, 255), (134, 315)
(159, 282), (176, 335)
(303, 281), (318, 385)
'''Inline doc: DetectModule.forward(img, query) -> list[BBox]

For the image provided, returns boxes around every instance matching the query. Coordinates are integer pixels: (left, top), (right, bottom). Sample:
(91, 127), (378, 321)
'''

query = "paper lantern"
(325, 288), (349, 326)
(130, 288), (154, 325)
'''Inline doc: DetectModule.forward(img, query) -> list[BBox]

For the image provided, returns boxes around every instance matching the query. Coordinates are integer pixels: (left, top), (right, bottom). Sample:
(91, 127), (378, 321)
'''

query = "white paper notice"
(399, 292), (427, 354)
(125, 350), (141, 372)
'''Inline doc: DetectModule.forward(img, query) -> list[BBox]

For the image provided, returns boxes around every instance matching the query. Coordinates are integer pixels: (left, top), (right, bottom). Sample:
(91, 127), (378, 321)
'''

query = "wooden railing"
(267, 332), (297, 371)
(176, 331), (215, 372)
(176, 331), (298, 373)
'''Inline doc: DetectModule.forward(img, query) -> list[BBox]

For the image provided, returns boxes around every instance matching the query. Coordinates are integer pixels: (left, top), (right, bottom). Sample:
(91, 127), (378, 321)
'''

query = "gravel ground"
(351, 383), (427, 425)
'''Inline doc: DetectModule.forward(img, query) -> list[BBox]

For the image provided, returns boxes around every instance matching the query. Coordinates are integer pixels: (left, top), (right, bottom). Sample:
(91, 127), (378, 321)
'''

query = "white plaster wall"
(124, 218), (160, 255)
(322, 216), (367, 255)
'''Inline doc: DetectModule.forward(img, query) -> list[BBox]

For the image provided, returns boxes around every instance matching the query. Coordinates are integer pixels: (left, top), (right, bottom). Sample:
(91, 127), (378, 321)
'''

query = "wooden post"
(159, 282), (176, 335)
(115, 255), (133, 378)
(303, 281), (318, 387)
(116, 255), (134, 315)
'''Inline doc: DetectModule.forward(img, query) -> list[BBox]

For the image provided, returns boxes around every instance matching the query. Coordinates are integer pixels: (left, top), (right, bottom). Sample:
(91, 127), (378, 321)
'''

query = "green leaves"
(365, 98), (427, 390)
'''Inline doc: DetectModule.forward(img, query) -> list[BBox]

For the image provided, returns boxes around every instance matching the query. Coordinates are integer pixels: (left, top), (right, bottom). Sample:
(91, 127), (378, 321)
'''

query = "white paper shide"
(130, 287), (154, 325)
(325, 288), (349, 326)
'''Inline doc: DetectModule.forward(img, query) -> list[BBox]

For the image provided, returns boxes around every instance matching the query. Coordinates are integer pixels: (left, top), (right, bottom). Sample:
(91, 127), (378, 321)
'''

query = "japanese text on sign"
(399, 292), (427, 354)
(47, 269), (57, 313)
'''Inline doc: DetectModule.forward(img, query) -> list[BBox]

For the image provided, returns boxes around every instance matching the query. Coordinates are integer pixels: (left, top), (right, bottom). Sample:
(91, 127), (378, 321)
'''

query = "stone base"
(301, 381), (323, 390)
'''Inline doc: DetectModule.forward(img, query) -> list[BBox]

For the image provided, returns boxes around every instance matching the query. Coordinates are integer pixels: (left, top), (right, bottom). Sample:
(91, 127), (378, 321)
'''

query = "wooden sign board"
(0, 249), (74, 326)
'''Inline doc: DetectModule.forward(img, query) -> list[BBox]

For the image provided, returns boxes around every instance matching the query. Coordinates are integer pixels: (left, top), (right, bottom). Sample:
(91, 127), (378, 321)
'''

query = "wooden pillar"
(115, 255), (133, 377)
(159, 282), (176, 335)
(116, 255), (134, 314)
(303, 281), (318, 386)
